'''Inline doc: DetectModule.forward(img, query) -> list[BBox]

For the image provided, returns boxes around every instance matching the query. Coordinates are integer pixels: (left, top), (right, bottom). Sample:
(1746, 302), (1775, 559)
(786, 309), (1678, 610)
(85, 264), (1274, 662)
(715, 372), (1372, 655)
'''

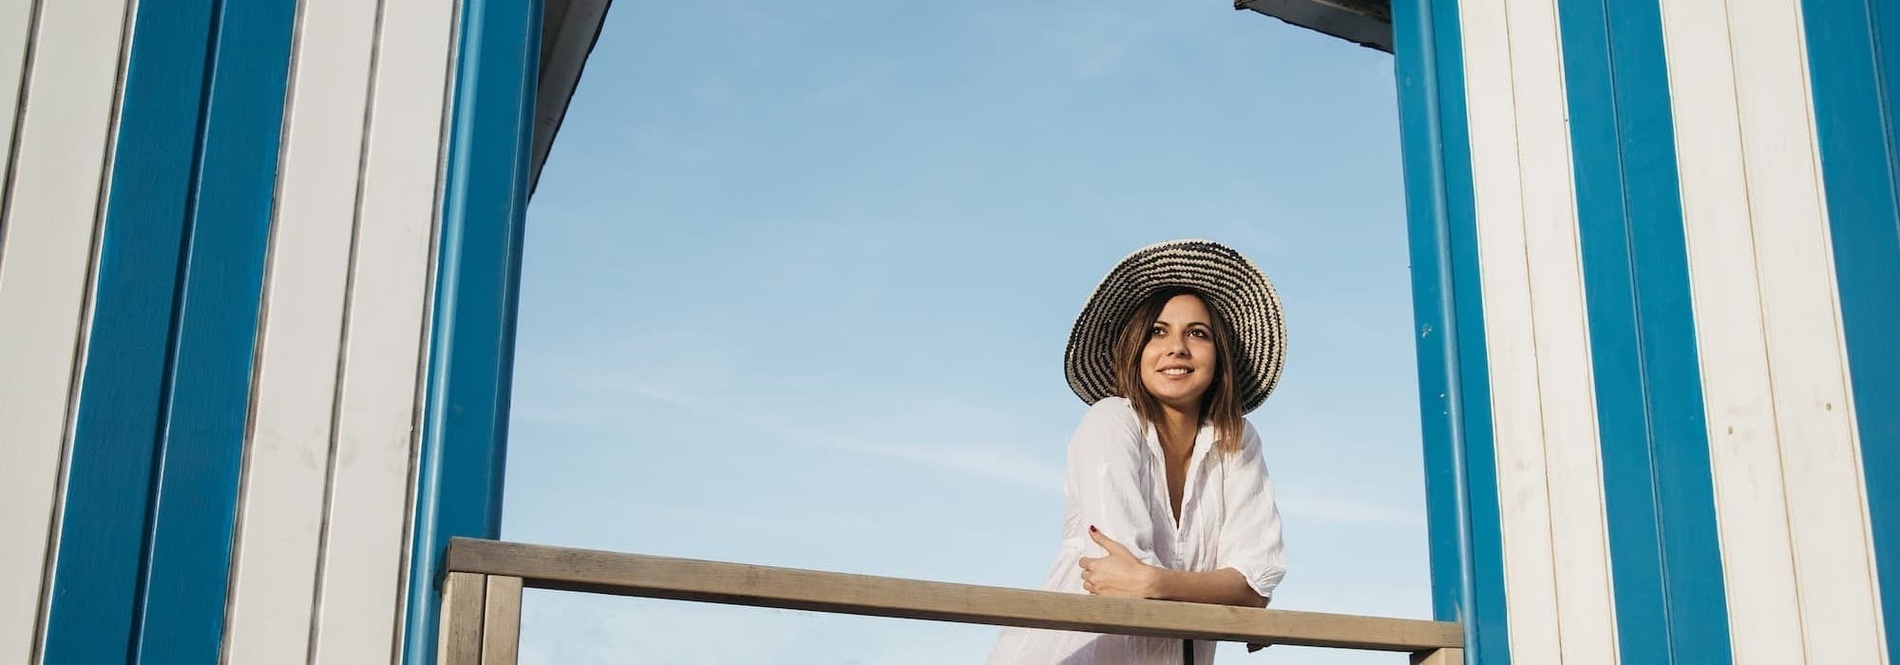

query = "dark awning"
(530, 0), (611, 195)
(1235, 0), (1392, 53)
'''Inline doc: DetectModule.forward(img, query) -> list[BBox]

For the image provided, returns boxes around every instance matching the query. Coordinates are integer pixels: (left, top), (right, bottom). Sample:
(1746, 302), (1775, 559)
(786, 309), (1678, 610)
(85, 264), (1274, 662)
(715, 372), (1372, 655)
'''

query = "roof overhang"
(1235, 0), (1392, 53)
(527, 1), (1391, 195)
(530, 0), (612, 195)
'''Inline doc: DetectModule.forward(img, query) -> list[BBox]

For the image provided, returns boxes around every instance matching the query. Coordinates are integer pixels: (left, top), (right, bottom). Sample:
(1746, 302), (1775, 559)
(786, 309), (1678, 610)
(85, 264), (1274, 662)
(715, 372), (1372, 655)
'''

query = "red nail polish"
(1089, 525), (1098, 532)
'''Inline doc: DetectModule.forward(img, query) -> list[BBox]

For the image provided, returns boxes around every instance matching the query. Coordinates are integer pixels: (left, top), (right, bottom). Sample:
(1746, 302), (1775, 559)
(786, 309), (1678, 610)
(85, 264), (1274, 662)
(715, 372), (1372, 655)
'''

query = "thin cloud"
(590, 377), (1066, 494)
(572, 375), (1425, 530)
(1277, 494), (1424, 530)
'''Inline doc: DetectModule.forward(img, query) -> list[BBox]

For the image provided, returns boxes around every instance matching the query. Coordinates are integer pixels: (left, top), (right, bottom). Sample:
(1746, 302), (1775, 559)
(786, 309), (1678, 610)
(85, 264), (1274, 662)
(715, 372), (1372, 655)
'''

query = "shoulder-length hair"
(1111, 287), (1245, 454)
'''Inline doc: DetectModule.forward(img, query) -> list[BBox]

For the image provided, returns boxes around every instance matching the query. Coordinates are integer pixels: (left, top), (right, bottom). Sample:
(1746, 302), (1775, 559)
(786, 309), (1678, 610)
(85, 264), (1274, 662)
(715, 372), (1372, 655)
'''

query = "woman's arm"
(1068, 400), (1165, 567)
(1214, 423), (1287, 602)
(1152, 566), (1267, 607)
(1078, 527), (1266, 607)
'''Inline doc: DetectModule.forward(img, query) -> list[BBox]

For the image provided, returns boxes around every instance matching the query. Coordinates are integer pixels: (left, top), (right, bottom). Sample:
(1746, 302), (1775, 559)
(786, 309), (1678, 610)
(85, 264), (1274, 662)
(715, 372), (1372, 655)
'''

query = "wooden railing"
(437, 537), (1464, 664)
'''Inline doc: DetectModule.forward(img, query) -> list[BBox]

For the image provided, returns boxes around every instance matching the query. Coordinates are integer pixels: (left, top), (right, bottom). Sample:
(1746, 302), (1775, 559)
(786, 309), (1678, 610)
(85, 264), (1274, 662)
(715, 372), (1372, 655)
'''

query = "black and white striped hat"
(1063, 239), (1287, 414)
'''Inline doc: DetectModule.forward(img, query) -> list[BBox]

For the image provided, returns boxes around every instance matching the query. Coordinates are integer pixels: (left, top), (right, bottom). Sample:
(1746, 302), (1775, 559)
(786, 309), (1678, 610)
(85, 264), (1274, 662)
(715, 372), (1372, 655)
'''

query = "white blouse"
(988, 397), (1288, 664)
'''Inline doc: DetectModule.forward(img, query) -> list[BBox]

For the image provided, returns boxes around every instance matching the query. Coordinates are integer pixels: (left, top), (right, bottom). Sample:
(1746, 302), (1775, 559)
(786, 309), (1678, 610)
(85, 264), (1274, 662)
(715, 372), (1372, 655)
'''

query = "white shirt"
(988, 397), (1288, 664)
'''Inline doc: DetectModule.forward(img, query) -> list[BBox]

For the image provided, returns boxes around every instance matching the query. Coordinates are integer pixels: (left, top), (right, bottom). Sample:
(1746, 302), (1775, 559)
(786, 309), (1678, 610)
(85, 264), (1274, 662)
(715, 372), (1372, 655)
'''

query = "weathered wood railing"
(438, 537), (1464, 664)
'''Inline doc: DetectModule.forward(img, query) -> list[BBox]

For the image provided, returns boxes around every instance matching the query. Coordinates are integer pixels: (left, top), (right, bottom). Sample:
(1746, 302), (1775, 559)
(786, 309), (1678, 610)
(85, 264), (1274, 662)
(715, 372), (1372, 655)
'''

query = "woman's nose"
(1166, 336), (1189, 356)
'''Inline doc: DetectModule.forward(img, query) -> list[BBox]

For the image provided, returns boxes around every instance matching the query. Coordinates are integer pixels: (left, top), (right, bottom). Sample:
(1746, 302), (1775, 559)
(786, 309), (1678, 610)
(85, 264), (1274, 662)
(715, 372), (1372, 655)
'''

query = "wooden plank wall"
(0, 0), (455, 661)
(224, 0), (456, 662)
(1459, 0), (1619, 660)
(1662, 0), (1885, 660)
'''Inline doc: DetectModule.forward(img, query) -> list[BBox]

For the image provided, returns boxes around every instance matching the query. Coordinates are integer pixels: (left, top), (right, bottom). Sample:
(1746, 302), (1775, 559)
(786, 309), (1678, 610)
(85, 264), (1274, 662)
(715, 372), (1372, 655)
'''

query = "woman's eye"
(1190, 328), (1209, 338)
(1149, 326), (1165, 337)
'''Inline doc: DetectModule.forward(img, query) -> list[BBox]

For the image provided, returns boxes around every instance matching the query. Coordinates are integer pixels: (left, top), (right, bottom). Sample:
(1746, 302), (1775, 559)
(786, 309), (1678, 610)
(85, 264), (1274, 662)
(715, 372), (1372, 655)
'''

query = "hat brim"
(1063, 239), (1286, 414)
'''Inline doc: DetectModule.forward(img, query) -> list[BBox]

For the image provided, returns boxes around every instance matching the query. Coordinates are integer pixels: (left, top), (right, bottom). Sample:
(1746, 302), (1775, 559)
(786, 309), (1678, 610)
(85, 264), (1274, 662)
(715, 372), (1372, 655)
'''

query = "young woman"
(989, 239), (1288, 664)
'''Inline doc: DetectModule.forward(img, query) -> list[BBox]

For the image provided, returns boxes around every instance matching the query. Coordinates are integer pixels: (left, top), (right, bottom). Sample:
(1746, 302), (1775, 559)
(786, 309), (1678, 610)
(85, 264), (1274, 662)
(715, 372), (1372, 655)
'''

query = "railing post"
(440, 572), (487, 664)
(481, 575), (524, 665)
(1411, 647), (1464, 665)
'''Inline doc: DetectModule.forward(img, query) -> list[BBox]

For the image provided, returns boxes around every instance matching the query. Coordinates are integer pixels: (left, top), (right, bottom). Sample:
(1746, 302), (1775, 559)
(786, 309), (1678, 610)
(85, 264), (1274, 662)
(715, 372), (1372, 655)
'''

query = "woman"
(989, 239), (1288, 664)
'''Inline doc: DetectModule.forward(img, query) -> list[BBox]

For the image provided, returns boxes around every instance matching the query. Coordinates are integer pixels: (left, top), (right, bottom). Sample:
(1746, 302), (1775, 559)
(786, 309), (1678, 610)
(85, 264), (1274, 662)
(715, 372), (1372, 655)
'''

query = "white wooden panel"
(0, 0), (34, 178)
(223, 0), (380, 661)
(1459, 1), (1562, 660)
(0, 1), (129, 661)
(1659, 0), (1808, 661)
(308, 0), (456, 658)
(1731, 0), (1885, 660)
(1503, 0), (1619, 660)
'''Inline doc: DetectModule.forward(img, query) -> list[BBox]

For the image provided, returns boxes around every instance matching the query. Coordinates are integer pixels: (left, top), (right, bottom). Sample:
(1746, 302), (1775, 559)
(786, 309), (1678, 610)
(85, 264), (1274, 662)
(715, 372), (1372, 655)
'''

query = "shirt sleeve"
(1218, 421), (1288, 600)
(1066, 398), (1163, 567)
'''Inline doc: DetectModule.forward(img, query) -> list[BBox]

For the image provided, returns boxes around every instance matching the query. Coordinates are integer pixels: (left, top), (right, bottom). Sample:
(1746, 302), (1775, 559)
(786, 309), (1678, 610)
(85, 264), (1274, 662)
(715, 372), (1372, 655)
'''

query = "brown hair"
(1111, 288), (1246, 454)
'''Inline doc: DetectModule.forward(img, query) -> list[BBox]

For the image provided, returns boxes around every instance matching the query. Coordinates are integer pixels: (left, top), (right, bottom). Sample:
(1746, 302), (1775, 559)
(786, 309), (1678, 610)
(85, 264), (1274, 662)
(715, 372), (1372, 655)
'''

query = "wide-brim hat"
(1064, 239), (1287, 414)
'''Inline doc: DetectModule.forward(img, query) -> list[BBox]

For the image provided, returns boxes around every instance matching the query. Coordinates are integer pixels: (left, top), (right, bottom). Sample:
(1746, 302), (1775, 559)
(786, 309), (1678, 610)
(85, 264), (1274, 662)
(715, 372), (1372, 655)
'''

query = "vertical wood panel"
(1504, 0), (1618, 660)
(0, 0), (128, 661)
(1391, 1), (1511, 659)
(1731, 0), (1885, 660)
(401, 0), (541, 659)
(1796, 0), (1900, 657)
(1558, 0), (1736, 654)
(0, 0), (34, 190)
(479, 575), (521, 665)
(39, 0), (217, 658)
(132, 0), (298, 659)
(1666, 0), (1888, 659)
(1661, 0), (1807, 660)
(440, 572), (486, 665)
(1460, 0), (1562, 660)
(222, 0), (380, 661)
(308, 0), (457, 659)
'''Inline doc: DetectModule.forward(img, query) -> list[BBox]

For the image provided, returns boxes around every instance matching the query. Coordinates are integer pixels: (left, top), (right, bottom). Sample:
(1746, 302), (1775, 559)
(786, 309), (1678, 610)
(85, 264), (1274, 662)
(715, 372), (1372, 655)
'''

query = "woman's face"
(1139, 293), (1218, 415)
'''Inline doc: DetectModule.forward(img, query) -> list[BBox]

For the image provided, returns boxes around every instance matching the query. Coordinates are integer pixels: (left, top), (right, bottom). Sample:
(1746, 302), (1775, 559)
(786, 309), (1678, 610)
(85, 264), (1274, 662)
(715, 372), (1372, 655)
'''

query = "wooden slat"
(305, 0), (456, 658)
(223, 0), (378, 660)
(1457, 0), (1562, 659)
(1411, 646), (1463, 665)
(481, 576), (522, 665)
(1725, 0), (1885, 660)
(1658, 0), (1804, 659)
(445, 538), (1460, 651)
(0, 0), (32, 175)
(0, 0), (131, 661)
(439, 572), (485, 665)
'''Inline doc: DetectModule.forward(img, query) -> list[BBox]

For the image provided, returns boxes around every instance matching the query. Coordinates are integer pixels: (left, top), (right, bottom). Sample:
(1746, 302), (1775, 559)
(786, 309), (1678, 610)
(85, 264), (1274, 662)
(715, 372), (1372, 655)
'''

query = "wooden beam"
(482, 575), (524, 665)
(445, 538), (1460, 652)
(1412, 646), (1464, 664)
(439, 572), (486, 665)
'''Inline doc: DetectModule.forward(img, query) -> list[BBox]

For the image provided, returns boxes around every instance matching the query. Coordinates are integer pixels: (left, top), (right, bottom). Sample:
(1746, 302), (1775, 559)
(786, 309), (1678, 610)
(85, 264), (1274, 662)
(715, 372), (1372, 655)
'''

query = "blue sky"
(503, 1), (1428, 662)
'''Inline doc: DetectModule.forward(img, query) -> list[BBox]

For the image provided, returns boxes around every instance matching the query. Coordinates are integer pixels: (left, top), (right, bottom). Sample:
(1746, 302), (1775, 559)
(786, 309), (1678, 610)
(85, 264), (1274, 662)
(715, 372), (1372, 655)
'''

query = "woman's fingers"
(1087, 525), (1133, 557)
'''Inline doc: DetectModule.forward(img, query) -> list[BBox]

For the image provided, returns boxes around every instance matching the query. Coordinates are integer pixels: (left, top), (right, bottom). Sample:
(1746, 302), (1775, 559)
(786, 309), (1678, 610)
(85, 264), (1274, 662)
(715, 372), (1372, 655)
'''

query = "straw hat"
(1063, 239), (1287, 413)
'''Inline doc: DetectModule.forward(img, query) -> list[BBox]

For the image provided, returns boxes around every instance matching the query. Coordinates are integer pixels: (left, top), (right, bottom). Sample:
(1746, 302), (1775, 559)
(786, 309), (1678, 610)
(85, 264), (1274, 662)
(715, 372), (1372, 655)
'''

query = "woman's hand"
(1078, 525), (1161, 598)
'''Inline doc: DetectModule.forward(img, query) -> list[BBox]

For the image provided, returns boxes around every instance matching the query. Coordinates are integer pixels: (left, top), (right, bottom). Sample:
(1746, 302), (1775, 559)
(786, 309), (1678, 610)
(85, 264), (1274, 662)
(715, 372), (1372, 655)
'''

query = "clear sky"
(503, 1), (1430, 662)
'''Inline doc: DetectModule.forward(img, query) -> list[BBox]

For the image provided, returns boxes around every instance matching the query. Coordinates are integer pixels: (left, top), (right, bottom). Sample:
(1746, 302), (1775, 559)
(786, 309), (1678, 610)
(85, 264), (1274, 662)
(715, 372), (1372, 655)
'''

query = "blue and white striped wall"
(0, 0), (537, 662)
(1398, 0), (1899, 662)
(6, 0), (1896, 663)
